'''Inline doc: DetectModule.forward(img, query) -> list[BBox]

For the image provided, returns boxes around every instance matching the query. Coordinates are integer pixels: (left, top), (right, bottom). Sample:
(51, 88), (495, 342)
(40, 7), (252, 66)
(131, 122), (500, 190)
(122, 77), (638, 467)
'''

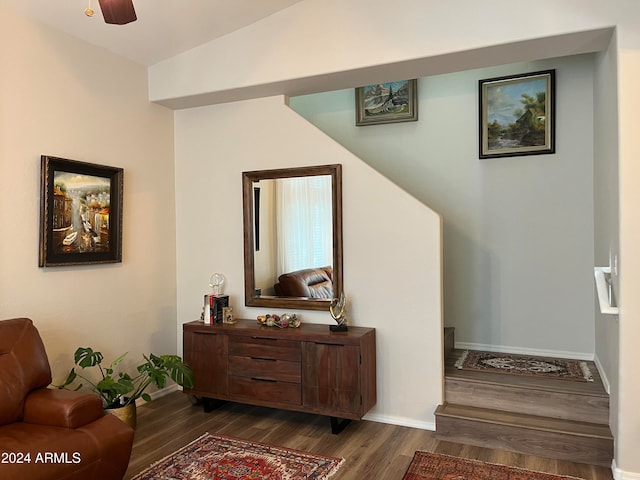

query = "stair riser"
(446, 378), (609, 425)
(435, 414), (613, 468)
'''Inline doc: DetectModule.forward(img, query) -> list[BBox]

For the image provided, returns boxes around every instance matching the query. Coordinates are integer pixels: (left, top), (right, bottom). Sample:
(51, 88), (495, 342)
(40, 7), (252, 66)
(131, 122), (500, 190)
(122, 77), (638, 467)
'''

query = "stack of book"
(203, 294), (229, 325)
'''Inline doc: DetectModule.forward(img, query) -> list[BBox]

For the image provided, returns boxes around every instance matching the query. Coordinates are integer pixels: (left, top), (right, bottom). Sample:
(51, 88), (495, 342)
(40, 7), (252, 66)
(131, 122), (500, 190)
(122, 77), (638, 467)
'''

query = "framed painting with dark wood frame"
(356, 79), (418, 126)
(39, 155), (123, 267)
(479, 69), (555, 159)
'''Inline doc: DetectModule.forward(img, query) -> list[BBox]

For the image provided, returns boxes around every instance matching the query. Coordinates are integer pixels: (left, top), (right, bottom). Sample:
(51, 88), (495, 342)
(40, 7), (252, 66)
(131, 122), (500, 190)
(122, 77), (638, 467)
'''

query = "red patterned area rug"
(132, 433), (344, 480)
(403, 452), (584, 480)
(454, 350), (594, 382)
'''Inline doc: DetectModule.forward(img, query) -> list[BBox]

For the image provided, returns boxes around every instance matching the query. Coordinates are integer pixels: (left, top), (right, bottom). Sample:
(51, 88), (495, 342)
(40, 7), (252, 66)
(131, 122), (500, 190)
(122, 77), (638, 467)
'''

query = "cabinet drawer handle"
(251, 377), (277, 383)
(251, 336), (278, 341)
(314, 342), (344, 346)
(251, 357), (276, 361)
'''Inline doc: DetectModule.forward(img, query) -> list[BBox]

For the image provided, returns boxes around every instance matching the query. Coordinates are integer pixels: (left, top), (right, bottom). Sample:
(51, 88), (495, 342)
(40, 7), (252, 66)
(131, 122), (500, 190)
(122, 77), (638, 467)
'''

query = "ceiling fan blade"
(98, 0), (137, 25)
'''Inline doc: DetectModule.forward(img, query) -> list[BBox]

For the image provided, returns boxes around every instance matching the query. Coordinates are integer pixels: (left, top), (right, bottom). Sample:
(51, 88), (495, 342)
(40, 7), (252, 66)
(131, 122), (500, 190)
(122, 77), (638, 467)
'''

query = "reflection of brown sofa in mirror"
(0, 318), (134, 480)
(273, 266), (333, 299)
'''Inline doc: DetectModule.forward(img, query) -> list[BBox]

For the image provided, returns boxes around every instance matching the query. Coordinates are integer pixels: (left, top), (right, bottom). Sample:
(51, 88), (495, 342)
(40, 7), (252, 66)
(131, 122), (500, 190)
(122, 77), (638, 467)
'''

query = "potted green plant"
(56, 347), (194, 428)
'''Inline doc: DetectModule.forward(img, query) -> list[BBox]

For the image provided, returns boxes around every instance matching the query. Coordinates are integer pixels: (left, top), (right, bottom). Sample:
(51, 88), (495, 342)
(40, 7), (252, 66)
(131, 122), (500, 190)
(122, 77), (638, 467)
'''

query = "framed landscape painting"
(356, 79), (418, 126)
(479, 70), (555, 159)
(39, 155), (123, 267)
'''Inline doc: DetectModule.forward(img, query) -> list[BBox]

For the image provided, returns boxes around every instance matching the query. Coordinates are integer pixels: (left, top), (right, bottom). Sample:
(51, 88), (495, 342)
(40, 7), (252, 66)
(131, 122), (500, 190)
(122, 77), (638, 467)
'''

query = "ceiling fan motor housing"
(98, 0), (137, 25)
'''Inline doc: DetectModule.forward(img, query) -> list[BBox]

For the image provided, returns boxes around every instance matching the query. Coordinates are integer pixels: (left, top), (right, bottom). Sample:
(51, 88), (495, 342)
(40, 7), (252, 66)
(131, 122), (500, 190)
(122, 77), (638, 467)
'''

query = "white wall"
(593, 37), (620, 439)
(174, 95), (443, 429)
(617, 44), (640, 476)
(0, 6), (176, 379)
(149, 0), (614, 108)
(291, 54), (596, 358)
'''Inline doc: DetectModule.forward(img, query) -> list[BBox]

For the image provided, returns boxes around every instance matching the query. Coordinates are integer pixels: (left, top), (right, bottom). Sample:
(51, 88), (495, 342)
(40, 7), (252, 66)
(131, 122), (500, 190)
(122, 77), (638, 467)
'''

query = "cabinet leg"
(202, 397), (227, 413)
(329, 416), (351, 434)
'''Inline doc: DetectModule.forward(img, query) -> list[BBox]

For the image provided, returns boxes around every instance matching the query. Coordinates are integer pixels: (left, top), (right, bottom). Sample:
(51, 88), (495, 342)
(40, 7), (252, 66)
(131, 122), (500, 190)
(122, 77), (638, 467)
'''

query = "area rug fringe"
(579, 361), (595, 382)
(454, 350), (468, 369)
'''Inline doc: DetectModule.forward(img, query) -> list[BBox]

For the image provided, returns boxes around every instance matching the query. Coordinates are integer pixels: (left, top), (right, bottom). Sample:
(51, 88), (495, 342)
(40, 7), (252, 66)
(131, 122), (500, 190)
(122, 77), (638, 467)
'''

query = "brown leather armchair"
(0, 318), (134, 480)
(273, 266), (334, 298)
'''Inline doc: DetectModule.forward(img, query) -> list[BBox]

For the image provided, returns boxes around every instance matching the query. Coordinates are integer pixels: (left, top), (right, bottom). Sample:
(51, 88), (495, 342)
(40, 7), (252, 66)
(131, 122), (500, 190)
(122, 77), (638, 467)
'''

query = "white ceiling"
(0, 0), (302, 66)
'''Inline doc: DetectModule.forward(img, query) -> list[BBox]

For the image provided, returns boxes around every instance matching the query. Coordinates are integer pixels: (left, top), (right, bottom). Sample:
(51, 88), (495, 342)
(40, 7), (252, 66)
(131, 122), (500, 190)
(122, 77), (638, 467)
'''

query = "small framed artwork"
(356, 79), (418, 126)
(479, 69), (555, 159)
(39, 155), (123, 267)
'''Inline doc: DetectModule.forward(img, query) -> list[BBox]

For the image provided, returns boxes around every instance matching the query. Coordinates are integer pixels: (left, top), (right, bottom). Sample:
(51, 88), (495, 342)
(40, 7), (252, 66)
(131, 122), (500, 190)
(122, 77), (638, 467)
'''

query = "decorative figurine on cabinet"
(329, 292), (348, 332)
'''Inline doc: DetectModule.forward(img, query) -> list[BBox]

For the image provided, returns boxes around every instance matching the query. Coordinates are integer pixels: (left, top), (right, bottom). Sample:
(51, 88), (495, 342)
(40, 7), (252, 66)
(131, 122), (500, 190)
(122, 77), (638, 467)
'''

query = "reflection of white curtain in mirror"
(275, 175), (332, 276)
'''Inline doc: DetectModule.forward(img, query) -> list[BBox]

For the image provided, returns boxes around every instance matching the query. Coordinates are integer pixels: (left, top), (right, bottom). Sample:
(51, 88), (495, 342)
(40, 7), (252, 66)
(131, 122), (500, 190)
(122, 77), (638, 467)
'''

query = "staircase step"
(445, 349), (609, 425)
(435, 403), (613, 467)
(445, 376), (609, 424)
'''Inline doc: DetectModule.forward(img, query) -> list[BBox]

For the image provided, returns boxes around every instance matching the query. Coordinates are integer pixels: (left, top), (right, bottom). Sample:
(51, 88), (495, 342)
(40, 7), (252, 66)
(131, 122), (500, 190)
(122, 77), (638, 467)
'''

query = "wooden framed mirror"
(242, 164), (343, 311)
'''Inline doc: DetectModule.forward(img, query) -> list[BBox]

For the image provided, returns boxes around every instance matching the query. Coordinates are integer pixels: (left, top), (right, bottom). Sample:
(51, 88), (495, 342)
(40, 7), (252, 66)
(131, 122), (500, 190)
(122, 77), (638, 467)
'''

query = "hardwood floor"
(124, 391), (614, 479)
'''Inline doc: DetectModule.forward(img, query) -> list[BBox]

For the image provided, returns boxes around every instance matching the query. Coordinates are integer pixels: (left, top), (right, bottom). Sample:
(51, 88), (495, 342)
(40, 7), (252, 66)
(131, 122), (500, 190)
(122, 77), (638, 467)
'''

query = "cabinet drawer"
(229, 376), (301, 405)
(229, 336), (300, 362)
(229, 356), (301, 383)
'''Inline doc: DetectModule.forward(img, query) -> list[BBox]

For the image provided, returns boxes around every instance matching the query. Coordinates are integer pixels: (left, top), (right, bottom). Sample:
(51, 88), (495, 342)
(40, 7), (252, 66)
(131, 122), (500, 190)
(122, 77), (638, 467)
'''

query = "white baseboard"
(454, 342), (594, 361)
(593, 354), (611, 394)
(363, 412), (435, 431)
(135, 384), (181, 407)
(613, 459), (640, 480)
(134, 385), (439, 431)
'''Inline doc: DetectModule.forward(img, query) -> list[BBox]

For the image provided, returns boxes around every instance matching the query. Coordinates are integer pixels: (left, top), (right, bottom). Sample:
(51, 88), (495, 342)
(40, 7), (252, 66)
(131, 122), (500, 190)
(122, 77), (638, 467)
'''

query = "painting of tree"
(480, 70), (555, 159)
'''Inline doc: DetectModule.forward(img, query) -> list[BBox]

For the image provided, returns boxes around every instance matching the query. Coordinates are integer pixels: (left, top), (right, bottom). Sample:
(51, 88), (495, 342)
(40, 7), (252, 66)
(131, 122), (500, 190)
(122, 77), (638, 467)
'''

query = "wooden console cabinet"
(183, 320), (376, 430)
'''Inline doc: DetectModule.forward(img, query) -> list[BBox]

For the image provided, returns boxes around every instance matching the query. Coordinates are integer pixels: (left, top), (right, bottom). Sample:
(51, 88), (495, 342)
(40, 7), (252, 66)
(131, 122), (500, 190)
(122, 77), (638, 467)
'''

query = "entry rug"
(403, 452), (584, 480)
(131, 432), (344, 480)
(454, 350), (594, 382)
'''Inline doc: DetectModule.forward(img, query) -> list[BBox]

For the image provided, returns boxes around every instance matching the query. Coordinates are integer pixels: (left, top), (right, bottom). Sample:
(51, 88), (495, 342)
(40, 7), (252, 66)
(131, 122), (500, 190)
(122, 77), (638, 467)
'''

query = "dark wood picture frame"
(356, 79), (418, 126)
(479, 69), (555, 159)
(39, 155), (123, 267)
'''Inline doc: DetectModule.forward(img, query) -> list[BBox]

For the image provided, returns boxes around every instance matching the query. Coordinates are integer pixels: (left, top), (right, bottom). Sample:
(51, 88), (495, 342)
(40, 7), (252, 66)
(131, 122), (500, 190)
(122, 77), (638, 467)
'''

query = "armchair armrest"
(23, 388), (104, 428)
